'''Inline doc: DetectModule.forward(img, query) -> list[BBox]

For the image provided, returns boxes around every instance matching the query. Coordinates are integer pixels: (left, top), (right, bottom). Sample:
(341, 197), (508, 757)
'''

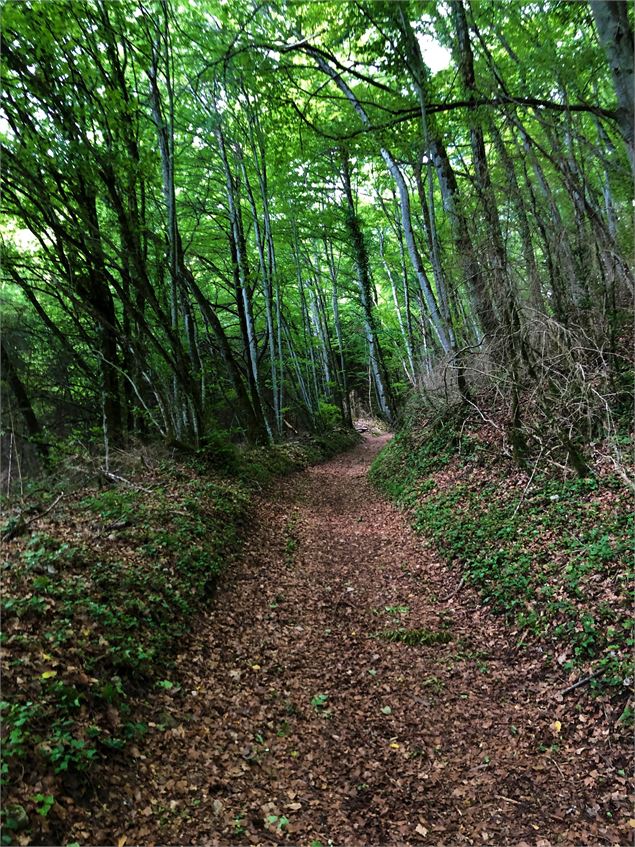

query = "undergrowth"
(0, 428), (359, 844)
(370, 406), (633, 698)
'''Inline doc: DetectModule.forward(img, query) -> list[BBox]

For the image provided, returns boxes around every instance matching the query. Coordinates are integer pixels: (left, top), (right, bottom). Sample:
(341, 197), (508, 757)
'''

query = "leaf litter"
(56, 436), (632, 845)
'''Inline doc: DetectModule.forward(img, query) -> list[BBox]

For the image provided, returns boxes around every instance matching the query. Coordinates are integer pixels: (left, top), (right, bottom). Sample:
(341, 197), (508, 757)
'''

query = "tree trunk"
(307, 47), (451, 355)
(324, 239), (352, 426)
(379, 229), (415, 383)
(392, 4), (493, 348)
(489, 122), (545, 314)
(240, 154), (280, 435)
(590, 0), (635, 173)
(452, 0), (522, 362)
(216, 126), (271, 441)
(148, 27), (202, 441)
(341, 154), (397, 425)
(1, 340), (49, 463)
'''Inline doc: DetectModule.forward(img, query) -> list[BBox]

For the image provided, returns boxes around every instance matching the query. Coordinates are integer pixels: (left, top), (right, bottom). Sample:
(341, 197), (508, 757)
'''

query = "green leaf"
(32, 793), (55, 816)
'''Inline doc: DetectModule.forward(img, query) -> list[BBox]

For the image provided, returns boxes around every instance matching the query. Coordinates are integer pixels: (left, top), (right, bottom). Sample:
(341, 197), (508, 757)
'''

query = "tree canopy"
(2, 0), (633, 472)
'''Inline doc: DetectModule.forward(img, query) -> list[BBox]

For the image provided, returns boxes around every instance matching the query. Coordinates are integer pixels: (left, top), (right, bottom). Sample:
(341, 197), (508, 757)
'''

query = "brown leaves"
(15, 436), (632, 846)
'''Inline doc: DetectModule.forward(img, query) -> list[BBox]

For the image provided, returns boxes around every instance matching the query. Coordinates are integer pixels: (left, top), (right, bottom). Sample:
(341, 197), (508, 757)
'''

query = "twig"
(512, 446), (544, 518)
(99, 470), (153, 495)
(443, 575), (465, 601)
(2, 492), (65, 542)
(561, 670), (602, 695)
(495, 795), (521, 805)
(608, 452), (635, 493)
(34, 492), (64, 522)
(546, 756), (566, 779)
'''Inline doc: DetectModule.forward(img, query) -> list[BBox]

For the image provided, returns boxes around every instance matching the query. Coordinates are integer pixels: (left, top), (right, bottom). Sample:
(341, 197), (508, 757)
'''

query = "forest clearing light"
(3, 226), (40, 253)
(416, 32), (452, 73)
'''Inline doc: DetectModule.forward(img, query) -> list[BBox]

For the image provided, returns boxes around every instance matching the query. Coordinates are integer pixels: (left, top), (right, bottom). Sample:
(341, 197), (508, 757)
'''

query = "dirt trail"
(81, 436), (629, 846)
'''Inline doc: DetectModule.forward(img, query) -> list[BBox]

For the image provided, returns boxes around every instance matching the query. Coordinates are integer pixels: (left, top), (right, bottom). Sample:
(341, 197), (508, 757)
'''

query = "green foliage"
(1, 803), (29, 842)
(196, 430), (240, 474)
(79, 489), (138, 522)
(311, 693), (329, 709)
(48, 725), (97, 774)
(317, 400), (341, 430)
(1, 473), (248, 834)
(32, 795), (55, 817)
(383, 605), (410, 616)
(266, 814), (290, 831)
(0, 701), (39, 770)
(234, 431), (360, 490)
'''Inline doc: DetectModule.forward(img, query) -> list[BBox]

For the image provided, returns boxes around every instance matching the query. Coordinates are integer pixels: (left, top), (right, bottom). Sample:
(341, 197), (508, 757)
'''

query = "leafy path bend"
(84, 435), (629, 846)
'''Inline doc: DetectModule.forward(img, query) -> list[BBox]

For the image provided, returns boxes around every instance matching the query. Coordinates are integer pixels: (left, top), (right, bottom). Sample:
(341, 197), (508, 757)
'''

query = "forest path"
(87, 436), (625, 846)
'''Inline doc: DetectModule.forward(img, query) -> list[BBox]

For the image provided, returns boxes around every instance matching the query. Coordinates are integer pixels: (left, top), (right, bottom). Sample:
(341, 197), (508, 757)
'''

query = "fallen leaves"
(13, 435), (631, 846)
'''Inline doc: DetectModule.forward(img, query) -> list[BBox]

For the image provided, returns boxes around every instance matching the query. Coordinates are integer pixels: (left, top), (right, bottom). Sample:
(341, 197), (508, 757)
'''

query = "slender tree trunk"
(516, 122), (589, 311)
(216, 126), (271, 441)
(394, 215), (417, 372)
(307, 274), (332, 397)
(379, 229), (415, 383)
(245, 98), (284, 433)
(282, 318), (315, 425)
(185, 269), (268, 444)
(590, 0), (635, 173)
(593, 114), (619, 239)
(489, 122), (545, 313)
(148, 24), (202, 441)
(1, 340), (49, 464)
(296, 255), (321, 409)
(341, 153), (396, 425)
(324, 239), (352, 426)
(307, 48), (451, 354)
(240, 154), (280, 435)
(379, 152), (451, 353)
(452, 0), (522, 360)
(411, 158), (453, 339)
(392, 4), (493, 348)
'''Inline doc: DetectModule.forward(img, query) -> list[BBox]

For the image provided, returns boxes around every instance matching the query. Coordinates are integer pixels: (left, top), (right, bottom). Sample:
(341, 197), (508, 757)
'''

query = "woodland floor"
(68, 435), (631, 847)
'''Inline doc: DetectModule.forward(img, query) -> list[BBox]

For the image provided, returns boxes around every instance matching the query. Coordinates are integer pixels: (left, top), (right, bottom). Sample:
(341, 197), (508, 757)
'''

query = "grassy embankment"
(370, 407), (633, 703)
(0, 430), (358, 844)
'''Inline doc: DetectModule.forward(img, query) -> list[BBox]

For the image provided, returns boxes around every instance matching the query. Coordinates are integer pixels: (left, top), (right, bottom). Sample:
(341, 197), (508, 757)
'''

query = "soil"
(65, 435), (632, 846)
